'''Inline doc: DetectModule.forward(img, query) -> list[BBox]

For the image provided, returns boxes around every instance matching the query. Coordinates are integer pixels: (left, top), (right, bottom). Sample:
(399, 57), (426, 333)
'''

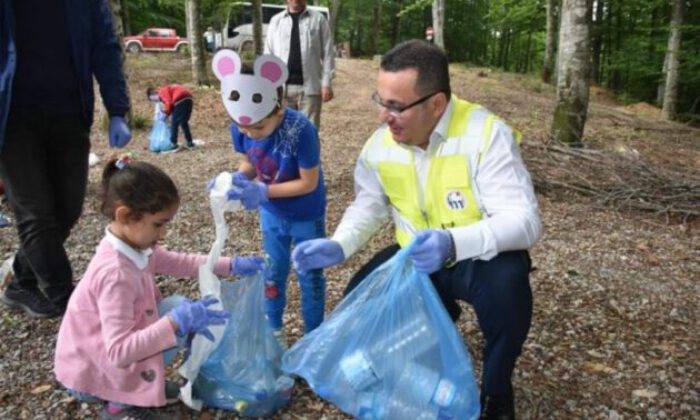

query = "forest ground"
(0, 54), (698, 419)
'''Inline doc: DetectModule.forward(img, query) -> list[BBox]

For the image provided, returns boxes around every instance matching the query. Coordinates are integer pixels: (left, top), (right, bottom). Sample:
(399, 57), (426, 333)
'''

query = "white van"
(216, 2), (329, 53)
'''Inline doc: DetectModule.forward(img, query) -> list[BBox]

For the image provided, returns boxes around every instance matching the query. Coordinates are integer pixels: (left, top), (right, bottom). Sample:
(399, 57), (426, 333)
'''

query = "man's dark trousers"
(0, 108), (88, 308)
(170, 98), (193, 147)
(345, 244), (533, 398)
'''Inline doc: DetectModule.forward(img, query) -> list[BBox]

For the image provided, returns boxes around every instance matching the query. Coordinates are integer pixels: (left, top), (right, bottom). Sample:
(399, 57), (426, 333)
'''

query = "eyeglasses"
(371, 91), (438, 117)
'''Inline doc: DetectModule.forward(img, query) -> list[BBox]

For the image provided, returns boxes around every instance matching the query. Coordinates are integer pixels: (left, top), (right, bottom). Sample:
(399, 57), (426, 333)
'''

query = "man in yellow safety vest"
(292, 40), (542, 419)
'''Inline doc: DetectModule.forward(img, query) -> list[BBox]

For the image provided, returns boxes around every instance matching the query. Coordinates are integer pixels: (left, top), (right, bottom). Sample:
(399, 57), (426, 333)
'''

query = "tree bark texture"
(662, 0), (685, 120)
(186, 0), (209, 86)
(542, 0), (557, 83)
(551, 0), (592, 146)
(252, 0), (263, 56)
(329, 0), (341, 44)
(432, 0), (445, 49)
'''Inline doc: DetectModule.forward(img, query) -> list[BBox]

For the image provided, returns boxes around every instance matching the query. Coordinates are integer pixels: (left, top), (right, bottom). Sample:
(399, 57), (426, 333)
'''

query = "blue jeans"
(170, 98), (193, 146)
(260, 208), (326, 332)
(68, 295), (188, 404)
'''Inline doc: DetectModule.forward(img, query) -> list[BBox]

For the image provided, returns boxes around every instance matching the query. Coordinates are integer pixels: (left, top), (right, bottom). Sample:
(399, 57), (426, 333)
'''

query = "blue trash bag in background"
(193, 271), (294, 417)
(149, 102), (172, 152)
(282, 240), (480, 420)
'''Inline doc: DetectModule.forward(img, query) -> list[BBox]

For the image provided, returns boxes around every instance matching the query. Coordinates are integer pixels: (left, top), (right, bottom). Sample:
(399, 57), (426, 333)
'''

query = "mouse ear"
(212, 49), (242, 81)
(254, 54), (288, 87)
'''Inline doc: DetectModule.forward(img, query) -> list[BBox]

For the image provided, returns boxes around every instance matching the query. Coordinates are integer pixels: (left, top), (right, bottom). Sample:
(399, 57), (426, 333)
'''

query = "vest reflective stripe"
(366, 97), (511, 247)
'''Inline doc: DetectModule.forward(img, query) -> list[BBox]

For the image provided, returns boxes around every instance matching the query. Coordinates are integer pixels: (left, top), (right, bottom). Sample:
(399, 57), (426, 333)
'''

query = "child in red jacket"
(147, 85), (195, 150)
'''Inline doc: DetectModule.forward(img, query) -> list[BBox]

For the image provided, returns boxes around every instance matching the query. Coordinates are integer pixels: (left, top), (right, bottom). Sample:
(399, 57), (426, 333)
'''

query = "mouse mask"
(212, 50), (289, 126)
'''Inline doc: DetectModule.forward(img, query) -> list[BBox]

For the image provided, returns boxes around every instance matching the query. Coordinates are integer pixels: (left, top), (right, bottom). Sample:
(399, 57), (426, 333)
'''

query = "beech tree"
(661, 0), (685, 120)
(550, 0), (592, 146)
(185, 0), (209, 86)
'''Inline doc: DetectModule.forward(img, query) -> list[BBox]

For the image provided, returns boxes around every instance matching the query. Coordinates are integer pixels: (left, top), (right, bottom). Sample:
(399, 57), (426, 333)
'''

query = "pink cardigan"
(54, 238), (231, 407)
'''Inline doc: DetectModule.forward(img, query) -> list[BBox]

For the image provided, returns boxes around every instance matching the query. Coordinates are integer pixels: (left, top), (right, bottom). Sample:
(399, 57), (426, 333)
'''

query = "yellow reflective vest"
(362, 96), (522, 247)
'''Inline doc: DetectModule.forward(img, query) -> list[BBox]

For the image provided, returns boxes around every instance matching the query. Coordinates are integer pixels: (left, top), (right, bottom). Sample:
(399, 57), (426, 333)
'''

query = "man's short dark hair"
(380, 40), (451, 99)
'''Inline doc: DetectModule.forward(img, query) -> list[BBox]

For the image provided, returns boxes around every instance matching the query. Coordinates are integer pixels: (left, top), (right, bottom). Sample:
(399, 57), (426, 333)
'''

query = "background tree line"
(116, 0), (699, 125)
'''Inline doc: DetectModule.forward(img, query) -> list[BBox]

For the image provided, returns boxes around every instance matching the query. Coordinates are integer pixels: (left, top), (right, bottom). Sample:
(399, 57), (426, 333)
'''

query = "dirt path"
(0, 54), (698, 419)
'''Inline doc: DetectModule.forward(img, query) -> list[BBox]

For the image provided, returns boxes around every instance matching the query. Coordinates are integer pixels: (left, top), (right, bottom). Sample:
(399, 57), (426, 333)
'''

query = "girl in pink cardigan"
(54, 156), (264, 419)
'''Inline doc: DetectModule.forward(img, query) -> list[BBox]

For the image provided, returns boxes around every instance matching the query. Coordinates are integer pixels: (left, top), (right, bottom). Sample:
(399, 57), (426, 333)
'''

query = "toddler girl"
(54, 156), (264, 419)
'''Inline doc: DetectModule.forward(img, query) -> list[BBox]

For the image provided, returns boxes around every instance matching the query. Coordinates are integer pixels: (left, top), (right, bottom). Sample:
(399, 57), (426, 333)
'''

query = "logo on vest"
(446, 191), (466, 210)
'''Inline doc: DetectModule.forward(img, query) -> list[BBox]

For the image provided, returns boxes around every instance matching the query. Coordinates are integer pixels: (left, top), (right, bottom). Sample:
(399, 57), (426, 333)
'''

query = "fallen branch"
(524, 141), (700, 222)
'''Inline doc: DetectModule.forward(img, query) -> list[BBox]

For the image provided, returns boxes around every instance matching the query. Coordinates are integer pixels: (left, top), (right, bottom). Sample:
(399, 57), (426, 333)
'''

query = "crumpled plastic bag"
(192, 271), (294, 417)
(178, 172), (241, 410)
(180, 172), (294, 417)
(149, 102), (172, 153)
(281, 240), (480, 420)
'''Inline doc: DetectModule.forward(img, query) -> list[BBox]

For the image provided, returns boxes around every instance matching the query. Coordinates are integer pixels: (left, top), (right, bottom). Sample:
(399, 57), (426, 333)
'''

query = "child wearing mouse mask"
(211, 50), (327, 348)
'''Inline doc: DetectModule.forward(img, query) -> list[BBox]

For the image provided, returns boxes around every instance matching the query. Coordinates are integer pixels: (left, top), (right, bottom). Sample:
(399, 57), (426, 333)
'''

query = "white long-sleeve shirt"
(332, 100), (542, 262)
(264, 8), (335, 94)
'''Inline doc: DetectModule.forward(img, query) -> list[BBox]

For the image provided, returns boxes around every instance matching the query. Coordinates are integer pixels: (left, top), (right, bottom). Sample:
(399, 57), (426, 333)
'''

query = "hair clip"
(115, 152), (135, 170)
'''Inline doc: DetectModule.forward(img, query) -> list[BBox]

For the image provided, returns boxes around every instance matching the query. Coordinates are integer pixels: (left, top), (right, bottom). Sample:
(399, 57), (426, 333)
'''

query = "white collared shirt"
(105, 227), (153, 270)
(264, 7), (335, 94)
(333, 100), (542, 262)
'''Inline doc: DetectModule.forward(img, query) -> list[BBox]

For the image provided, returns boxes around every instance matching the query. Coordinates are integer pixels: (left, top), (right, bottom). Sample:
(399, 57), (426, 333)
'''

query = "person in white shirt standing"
(292, 40), (542, 420)
(265, 0), (334, 128)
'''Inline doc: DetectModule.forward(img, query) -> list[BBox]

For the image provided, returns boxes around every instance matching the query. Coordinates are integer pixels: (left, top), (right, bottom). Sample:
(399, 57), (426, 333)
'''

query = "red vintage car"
(124, 28), (189, 54)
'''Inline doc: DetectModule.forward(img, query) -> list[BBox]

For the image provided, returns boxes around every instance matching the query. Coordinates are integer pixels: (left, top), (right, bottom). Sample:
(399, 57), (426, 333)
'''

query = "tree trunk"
(590, 0), (603, 84)
(391, 0), (403, 46)
(121, 0), (131, 36)
(542, 0), (557, 83)
(369, 0), (382, 55)
(252, 0), (264, 56)
(186, 0), (209, 86)
(432, 0), (445, 49)
(329, 0), (341, 43)
(107, 0), (132, 122)
(550, 0), (592, 146)
(662, 0), (685, 120)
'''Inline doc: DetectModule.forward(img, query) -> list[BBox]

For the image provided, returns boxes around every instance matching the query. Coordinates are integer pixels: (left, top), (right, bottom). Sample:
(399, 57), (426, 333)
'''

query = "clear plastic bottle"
(366, 310), (439, 376)
(380, 361), (461, 420)
(339, 349), (380, 392)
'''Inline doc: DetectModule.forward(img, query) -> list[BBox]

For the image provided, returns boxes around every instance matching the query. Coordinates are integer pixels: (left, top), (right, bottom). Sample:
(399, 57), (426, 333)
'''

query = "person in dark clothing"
(0, 0), (132, 319)
(147, 85), (195, 150)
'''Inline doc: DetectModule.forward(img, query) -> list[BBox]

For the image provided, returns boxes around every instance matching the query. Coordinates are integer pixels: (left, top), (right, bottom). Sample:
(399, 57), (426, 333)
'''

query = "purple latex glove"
(108, 116), (132, 148)
(410, 229), (453, 274)
(292, 239), (344, 275)
(227, 177), (268, 210)
(231, 256), (266, 276)
(169, 296), (229, 342)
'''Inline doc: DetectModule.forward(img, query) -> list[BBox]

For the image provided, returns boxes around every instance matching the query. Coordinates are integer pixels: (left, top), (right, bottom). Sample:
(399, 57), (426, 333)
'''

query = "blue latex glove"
(108, 116), (132, 148)
(169, 296), (229, 342)
(410, 229), (453, 274)
(292, 239), (344, 275)
(231, 171), (249, 184)
(231, 256), (266, 276)
(207, 171), (249, 190)
(227, 177), (268, 210)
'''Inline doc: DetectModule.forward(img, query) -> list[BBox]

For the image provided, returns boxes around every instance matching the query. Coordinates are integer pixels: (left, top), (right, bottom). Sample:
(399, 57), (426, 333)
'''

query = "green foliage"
(123, 0), (699, 115)
(131, 114), (150, 130)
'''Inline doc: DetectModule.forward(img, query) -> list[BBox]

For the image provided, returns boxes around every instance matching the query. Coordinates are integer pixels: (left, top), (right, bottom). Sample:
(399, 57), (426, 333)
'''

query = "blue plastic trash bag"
(149, 102), (173, 152)
(282, 240), (480, 420)
(193, 271), (295, 417)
